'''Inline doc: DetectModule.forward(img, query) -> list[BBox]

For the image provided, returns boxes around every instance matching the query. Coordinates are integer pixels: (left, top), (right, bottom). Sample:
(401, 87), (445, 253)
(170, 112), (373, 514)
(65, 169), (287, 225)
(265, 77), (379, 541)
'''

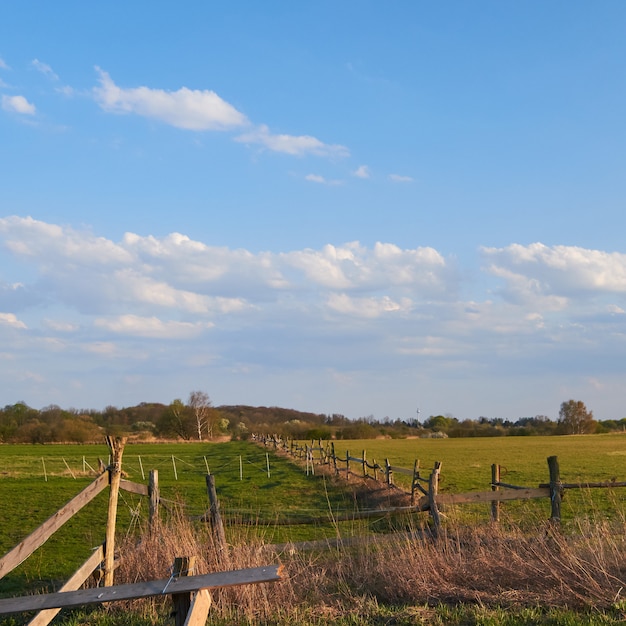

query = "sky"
(1, 2), (626, 422)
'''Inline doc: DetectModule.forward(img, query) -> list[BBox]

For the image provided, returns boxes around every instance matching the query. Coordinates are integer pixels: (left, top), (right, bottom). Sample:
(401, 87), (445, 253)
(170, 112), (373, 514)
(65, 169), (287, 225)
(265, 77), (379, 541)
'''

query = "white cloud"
(482, 243), (626, 304)
(388, 174), (413, 183)
(95, 315), (213, 339)
(236, 124), (349, 158)
(0, 58), (8, 70)
(352, 165), (371, 179)
(0, 312), (27, 329)
(305, 174), (342, 185)
(43, 319), (79, 332)
(93, 67), (248, 131)
(1, 94), (36, 115)
(326, 293), (407, 318)
(31, 58), (58, 80)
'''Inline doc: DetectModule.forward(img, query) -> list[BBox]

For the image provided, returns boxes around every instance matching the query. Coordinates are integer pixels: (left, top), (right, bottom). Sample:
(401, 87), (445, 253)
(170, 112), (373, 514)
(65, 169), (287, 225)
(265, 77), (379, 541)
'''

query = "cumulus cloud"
(236, 124), (349, 158)
(1, 94), (36, 115)
(93, 67), (248, 131)
(482, 243), (626, 305)
(388, 174), (413, 183)
(305, 173), (342, 185)
(7, 216), (626, 420)
(352, 165), (371, 179)
(0, 312), (27, 329)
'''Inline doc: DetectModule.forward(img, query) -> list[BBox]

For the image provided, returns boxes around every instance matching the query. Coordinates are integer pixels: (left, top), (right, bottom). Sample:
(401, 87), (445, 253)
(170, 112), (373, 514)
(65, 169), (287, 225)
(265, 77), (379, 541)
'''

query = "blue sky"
(1, 1), (626, 421)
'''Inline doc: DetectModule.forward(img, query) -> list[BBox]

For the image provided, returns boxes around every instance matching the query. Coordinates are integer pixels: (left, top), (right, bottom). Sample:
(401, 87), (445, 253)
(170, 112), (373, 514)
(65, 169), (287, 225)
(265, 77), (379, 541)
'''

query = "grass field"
(0, 440), (355, 596)
(0, 436), (625, 625)
(325, 433), (626, 524)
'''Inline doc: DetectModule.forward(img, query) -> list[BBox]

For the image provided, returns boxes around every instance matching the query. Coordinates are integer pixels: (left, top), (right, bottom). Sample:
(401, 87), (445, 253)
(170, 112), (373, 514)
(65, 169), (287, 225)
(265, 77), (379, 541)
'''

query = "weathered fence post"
(385, 459), (392, 486)
(148, 469), (159, 533)
(428, 461), (442, 533)
(104, 436), (126, 587)
(206, 474), (228, 562)
(171, 556), (196, 626)
(362, 450), (367, 478)
(491, 463), (500, 523)
(331, 442), (338, 476)
(345, 450), (350, 478)
(411, 459), (420, 505)
(548, 455), (563, 526)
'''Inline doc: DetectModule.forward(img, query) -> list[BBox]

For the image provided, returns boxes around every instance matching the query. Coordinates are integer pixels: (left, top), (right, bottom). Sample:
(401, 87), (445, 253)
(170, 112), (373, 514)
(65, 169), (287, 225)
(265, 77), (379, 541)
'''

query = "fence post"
(206, 474), (229, 564)
(411, 459), (420, 505)
(362, 450), (367, 478)
(331, 442), (338, 476)
(428, 461), (442, 533)
(171, 556), (196, 626)
(548, 456), (563, 526)
(148, 469), (159, 533)
(491, 464), (500, 523)
(345, 450), (350, 478)
(104, 436), (126, 587)
(385, 459), (392, 486)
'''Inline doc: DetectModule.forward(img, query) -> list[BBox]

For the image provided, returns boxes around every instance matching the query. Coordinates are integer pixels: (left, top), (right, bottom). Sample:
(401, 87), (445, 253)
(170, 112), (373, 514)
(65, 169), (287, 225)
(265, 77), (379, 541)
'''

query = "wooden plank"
(0, 565), (283, 615)
(27, 546), (104, 626)
(119, 479), (149, 496)
(387, 466), (415, 476)
(183, 589), (211, 626)
(435, 487), (550, 506)
(0, 472), (109, 580)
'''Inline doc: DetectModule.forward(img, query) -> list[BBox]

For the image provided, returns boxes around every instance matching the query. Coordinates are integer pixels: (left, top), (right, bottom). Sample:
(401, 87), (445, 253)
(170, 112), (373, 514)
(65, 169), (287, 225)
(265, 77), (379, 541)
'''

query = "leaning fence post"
(148, 469), (159, 533)
(104, 436), (126, 587)
(428, 461), (442, 533)
(491, 463), (500, 523)
(548, 455), (563, 526)
(206, 474), (228, 563)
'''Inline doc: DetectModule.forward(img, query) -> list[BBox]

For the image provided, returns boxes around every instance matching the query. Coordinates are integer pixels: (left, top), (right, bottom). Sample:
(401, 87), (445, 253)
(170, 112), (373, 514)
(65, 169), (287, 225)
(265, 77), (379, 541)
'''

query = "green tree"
(558, 399), (595, 435)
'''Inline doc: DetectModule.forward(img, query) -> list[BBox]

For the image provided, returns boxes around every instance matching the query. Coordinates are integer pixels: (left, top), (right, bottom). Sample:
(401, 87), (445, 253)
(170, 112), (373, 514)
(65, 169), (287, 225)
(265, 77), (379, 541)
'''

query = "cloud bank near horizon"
(1, 215), (625, 418)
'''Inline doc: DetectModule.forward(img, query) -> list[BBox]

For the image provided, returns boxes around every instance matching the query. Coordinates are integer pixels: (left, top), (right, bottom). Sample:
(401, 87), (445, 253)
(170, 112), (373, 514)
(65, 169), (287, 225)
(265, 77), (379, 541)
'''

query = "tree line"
(0, 394), (623, 445)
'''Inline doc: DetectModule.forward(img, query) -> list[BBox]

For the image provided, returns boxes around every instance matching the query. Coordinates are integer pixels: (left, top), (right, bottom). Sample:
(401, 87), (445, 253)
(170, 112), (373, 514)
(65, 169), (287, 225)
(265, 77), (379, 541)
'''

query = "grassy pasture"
(0, 441), (353, 596)
(328, 433), (626, 523)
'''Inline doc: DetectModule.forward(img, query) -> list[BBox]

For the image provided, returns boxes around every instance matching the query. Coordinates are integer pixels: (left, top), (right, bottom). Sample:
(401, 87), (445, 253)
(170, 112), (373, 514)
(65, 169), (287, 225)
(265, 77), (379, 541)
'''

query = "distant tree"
(188, 391), (212, 440)
(558, 400), (595, 435)
(157, 399), (195, 440)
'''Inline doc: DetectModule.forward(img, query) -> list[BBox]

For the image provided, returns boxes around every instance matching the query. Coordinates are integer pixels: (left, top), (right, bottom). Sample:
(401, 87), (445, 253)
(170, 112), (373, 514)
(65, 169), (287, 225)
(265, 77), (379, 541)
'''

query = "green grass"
(0, 441), (355, 596)
(319, 434), (626, 525)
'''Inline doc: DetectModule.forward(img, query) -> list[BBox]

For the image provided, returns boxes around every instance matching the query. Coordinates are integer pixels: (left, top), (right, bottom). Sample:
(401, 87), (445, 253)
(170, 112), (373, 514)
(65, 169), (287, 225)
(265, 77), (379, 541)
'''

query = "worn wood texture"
(183, 589), (212, 626)
(172, 556), (196, 626)
(491, 464), (501, 523)
(0, 565), (283, 615)
(27, 546), (104, 626)
(428, 462), (442, 529)
(149, 469), (160, 532)
(104, 436), (127, 587)
(0, 472), (109, 580)
(548, 455), (562, 524)
(205, 474), (228, 563)
(119, 479), (149, 496)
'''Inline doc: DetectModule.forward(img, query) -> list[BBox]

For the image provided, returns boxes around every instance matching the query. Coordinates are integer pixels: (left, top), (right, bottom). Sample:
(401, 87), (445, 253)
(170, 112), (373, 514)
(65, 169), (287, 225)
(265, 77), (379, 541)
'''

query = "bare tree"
(188, 390), (212, 440)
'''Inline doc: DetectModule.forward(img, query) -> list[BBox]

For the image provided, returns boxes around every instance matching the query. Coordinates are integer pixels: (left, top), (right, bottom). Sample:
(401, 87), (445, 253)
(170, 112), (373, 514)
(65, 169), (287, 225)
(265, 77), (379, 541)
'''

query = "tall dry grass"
(111, 499), (626, 623)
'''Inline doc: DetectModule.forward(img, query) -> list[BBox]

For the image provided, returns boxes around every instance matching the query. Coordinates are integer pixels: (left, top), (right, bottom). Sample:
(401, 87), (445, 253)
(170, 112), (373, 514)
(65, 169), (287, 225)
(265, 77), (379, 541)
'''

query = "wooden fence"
(0, 437), (281, 625)
(255, 434), (626, 529)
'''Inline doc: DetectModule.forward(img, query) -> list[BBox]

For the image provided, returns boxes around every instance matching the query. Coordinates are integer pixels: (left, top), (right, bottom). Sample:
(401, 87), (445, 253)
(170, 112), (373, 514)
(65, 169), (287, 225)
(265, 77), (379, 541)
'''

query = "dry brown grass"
(110, 502), (626, 623)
